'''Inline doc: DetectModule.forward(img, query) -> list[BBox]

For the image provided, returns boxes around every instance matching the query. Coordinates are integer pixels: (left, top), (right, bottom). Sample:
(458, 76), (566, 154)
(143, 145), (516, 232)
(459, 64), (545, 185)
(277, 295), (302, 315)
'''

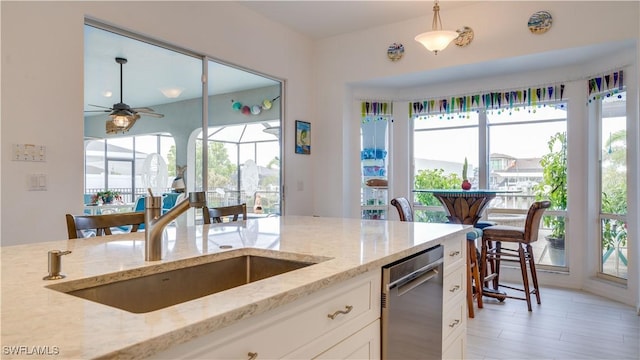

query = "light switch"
(27, 174), (47, 191)
(12, 144), (46, 162)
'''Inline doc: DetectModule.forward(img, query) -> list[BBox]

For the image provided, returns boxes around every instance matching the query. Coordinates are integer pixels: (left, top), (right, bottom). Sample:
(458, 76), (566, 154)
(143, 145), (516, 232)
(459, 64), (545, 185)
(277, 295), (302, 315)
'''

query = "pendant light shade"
(415, 0), (458, 54)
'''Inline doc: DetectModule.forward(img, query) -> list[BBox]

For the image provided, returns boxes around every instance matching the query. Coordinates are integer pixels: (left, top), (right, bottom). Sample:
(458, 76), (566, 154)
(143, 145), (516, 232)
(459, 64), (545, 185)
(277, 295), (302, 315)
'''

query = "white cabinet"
(152, 235), (467, 360)
(442, 234), (467, 359)
(151, 271), (381, 360)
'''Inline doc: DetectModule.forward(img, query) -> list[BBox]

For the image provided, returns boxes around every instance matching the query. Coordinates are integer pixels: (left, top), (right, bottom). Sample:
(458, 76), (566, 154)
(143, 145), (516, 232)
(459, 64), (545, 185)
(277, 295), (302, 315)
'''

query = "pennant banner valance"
(409, 85), (565, 118)
(587, 70), (624, 101)
(361, 101), (393, 123)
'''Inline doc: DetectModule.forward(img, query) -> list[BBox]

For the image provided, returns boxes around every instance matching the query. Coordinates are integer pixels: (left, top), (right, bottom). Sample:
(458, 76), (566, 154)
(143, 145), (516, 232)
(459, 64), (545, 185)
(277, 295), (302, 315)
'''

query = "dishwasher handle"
(387, 258), (443, 296)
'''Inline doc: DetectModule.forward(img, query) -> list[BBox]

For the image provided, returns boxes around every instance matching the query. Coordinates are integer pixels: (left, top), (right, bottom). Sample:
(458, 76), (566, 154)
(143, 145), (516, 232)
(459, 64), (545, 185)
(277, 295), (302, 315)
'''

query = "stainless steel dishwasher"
(381, 245), (444, 359)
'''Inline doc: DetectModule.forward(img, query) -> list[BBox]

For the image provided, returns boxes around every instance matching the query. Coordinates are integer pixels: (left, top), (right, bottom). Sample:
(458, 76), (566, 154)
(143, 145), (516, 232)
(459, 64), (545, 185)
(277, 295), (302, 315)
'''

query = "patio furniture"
(208, 203), (247, 223)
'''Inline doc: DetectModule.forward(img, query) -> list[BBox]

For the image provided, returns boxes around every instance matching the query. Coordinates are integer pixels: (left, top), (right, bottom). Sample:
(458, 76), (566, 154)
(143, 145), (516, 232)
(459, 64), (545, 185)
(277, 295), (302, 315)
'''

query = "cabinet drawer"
(443, 265), (465, 305)
(444, 234), (465, 270)
(313, 319), (381, 360)
(152, 271), (380, 360)
(442, 331), (466, 360)
(442, 297), (466, 342)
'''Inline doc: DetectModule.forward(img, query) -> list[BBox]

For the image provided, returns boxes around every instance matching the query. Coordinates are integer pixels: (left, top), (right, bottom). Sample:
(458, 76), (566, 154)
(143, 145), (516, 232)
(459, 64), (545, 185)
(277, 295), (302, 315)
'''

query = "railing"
(206, 190), (280, 215)
(86, 188), (282, 215)
(86, 188), (171, 204)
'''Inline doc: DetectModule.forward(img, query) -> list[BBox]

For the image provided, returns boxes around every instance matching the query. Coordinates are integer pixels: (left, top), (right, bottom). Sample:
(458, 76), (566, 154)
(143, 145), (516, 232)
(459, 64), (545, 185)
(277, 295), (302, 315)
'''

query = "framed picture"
(295, 120), (311, 155)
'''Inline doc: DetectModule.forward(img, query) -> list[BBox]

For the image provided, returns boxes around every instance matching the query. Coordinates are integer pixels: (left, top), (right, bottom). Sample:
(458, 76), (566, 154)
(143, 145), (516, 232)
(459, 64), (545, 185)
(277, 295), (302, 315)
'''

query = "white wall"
(1, 1), (315, 245)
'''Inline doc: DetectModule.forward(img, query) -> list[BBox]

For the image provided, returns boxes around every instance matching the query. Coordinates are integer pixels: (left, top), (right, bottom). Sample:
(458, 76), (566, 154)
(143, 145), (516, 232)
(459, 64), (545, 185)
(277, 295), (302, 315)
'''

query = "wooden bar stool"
(465, 228), (483, 318)
(480, 200), (551, 311)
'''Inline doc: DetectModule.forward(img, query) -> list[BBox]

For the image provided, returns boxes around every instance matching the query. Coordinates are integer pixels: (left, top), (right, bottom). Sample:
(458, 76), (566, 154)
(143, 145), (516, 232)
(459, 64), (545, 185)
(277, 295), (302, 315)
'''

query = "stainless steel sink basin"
(48, 254), (317, 313)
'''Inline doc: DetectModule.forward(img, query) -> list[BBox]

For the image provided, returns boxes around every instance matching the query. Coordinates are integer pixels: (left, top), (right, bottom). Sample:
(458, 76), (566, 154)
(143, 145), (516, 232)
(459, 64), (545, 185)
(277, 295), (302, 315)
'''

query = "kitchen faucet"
(145, 191), (207, 261)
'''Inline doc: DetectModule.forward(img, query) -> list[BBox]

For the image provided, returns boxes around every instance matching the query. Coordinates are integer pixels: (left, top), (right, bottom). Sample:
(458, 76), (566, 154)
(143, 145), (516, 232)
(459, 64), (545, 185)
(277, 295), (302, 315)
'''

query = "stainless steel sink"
(48, 254), (317, 313)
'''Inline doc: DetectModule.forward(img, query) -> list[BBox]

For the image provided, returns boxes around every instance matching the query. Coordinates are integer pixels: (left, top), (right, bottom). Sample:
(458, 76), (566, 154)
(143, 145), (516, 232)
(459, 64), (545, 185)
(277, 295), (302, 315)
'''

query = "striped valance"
(361, 101), (393, 123)
(409, 84), (565, 118)
(587, 70), (624, 102)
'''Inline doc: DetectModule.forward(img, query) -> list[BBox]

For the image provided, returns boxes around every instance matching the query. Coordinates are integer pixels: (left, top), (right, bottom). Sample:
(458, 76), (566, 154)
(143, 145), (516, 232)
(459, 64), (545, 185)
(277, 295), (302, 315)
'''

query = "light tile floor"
(467, 285), (639, 359)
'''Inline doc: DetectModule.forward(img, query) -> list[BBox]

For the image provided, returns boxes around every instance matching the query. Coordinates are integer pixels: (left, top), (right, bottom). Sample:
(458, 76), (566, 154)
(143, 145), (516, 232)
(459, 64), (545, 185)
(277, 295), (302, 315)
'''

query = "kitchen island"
(1, 215), (468, 359)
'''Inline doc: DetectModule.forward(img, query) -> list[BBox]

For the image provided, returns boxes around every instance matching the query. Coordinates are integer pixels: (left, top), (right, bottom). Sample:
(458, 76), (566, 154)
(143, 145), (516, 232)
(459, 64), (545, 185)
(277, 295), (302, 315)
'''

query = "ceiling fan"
(85, 57), (164, 134)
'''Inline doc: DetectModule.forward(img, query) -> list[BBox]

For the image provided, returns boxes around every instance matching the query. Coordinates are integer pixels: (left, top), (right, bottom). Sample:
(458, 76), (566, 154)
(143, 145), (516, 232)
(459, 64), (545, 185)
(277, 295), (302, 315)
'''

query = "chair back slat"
(523, 200), (551, 243)
(208, 204), (247, 223)
(65, 212), (145, 239)
(390, 197), (414, 222)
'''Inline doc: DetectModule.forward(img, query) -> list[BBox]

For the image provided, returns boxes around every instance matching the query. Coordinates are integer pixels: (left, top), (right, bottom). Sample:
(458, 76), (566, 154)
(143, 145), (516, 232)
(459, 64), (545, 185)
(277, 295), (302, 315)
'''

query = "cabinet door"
(313, 320), (381, 360)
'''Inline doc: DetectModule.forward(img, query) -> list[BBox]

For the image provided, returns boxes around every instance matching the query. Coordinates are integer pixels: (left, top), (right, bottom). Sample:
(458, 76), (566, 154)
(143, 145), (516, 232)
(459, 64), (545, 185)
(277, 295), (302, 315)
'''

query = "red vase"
(461, 180), (471, 190)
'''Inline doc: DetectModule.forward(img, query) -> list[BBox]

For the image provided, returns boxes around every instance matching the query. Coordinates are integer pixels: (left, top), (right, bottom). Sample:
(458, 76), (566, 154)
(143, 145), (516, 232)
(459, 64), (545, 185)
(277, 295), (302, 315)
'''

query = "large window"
(84, 22), (283, 215)
(411, 91), (568, 269)
(201, 121), (281, 215)
(84, 134), (175, 203)
(413, 112), (479, 222)
(598, 91), (627, 281)
(488, 104), (568, 267)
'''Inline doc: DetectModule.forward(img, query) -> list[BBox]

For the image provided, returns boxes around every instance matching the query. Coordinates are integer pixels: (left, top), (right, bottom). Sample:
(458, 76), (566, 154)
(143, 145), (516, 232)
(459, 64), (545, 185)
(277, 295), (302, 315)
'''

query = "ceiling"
(239, 1), (466, 39)
(84, 1), (473, 113)
(85, 1), (633, 114)
(84, 25), (278, 114)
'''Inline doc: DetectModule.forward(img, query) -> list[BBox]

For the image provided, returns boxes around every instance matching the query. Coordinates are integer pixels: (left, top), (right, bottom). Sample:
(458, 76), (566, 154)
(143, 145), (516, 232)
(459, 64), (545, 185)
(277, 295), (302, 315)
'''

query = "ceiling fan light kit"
(415, 0), (459, 54)
(86, 57), (164, 134)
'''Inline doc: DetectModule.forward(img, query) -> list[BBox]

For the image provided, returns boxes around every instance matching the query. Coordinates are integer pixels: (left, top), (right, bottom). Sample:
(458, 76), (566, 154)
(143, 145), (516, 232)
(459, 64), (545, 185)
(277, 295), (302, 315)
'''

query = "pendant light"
(415, 0), (459, 55)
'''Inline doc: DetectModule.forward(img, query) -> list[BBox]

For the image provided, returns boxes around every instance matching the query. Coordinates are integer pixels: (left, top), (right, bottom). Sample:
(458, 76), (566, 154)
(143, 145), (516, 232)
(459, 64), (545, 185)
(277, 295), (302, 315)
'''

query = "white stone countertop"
(1, 215), (468, 359)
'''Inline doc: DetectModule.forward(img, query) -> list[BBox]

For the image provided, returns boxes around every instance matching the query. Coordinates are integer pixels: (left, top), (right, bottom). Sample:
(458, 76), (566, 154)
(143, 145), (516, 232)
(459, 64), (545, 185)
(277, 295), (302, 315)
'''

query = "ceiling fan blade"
(131, 107), (155, 112)
(138, 112), (165, 118)
(88, 104), (114, 110)
(84, 110), (110, 113)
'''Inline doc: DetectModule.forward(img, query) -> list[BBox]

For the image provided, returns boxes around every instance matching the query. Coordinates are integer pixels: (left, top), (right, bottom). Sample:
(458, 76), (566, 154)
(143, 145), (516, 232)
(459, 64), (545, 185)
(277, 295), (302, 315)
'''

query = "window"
(410, 87), (568, 269)
(360, 102), (392, 220)
(413, 112), (479, 222)
(488, 104), (568, 267)
(598, 91), (627, 281)
(202, 121), (281, 215)
(85, 22), (283, 215)
(84, 134), (175, 203)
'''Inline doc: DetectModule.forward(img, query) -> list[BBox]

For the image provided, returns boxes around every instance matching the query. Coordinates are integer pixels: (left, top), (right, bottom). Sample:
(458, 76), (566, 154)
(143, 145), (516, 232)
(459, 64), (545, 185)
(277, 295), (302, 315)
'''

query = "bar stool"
(480, 200), (551, 311)
(391, 197), (483, 317)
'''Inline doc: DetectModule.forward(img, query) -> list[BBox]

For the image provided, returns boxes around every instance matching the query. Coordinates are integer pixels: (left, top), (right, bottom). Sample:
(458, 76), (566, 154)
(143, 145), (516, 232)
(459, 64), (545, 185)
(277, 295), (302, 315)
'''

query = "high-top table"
(413, 189), (516, 301)
(412, 189), (504, 226)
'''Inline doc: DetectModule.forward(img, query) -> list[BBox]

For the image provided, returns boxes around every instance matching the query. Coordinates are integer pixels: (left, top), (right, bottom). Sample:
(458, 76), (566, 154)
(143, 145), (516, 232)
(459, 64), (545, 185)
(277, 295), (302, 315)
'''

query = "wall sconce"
(414, 0), (459, 55)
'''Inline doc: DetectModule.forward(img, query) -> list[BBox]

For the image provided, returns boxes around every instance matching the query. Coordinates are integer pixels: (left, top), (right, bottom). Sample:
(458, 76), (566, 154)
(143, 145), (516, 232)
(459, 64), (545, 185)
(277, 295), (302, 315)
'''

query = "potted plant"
(92, 190), (122, 205)
(534, 132), (567, 265)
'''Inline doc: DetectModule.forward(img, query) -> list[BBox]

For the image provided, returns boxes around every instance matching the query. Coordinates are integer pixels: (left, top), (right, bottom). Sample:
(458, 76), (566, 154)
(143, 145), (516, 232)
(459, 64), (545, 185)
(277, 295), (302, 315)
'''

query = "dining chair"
(208, 203), (247, 223)
(390, 197), (483, 318)
(480, 200), (551, 311)
(65, 212), (145, 239)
